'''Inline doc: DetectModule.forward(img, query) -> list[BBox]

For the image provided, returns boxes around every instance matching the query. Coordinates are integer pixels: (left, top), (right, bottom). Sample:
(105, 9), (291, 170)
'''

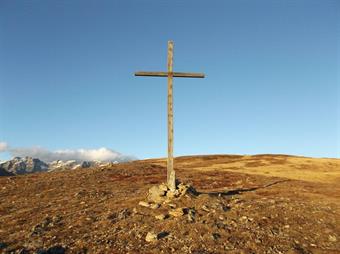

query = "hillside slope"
(0, 154), (339, 253)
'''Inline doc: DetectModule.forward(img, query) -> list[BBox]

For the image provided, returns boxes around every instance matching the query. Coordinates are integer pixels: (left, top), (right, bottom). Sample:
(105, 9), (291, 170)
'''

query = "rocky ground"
(0, 154), (339, 254)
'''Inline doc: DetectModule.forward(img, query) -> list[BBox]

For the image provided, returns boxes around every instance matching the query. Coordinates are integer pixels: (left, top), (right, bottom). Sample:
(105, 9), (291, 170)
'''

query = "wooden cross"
(135, 41), (205, 191)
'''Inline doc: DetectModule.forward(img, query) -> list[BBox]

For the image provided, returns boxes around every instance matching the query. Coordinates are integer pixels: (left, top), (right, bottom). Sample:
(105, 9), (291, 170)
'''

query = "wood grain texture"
(167, 41), (176, 191)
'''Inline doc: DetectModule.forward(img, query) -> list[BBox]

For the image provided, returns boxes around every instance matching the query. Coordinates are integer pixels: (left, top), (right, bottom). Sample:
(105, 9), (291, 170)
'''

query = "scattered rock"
(138, 201), (151, 208)
(145, 232), (158, 242)
(145, 231), (169, 242)
(108, 209), (131, 223)
(158, 231), (170, 239)
(212, 233), (221, 240)
(169, 208), (185, 217)
(155, 214), (168, 220)
(187, 208), (196, 222)
(32, 215), (63, 230)
(202, 205), (210, 212)
(168, 203), (177, 209)
(51, 215), (62, 225)
(329, 235), (337, 242)
(240, 216), (248, 222)
(177, 183), (198, 197)
(150, 203), (161, 209)
(222, 204), (231, 212)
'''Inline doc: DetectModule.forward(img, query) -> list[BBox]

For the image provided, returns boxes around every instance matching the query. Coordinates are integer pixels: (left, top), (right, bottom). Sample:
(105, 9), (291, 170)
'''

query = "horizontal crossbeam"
(135, 71), (205, 78)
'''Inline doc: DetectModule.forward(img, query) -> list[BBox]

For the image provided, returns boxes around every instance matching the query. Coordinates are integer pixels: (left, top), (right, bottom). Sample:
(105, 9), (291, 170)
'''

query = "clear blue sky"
(0, 0), (339, 160)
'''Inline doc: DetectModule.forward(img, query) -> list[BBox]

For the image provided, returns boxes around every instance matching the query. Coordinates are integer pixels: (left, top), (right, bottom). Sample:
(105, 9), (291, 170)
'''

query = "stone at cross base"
(146, 181), (199, 204)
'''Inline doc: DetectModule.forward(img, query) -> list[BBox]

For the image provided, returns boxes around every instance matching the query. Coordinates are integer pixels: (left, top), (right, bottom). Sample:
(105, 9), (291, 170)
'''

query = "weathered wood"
(135, 72), (205, 78)
(135, 72), (168, 77)
(134, 40), (204, 192)
(167, 41), (176, 191)
(173, 72), (205, 78)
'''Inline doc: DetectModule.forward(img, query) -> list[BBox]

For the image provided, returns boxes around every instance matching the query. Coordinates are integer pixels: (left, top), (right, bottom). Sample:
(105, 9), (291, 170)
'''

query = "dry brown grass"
(144, 154), (340, 184)
(0, 154), (339, 253)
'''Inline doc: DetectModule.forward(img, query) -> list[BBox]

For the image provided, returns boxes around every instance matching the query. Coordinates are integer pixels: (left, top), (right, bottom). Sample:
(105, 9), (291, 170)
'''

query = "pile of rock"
(146, 182), (198, 204)
(137, 182), (199, 214)
(137, 182), (200, 242)
(137, 182), (198, 221)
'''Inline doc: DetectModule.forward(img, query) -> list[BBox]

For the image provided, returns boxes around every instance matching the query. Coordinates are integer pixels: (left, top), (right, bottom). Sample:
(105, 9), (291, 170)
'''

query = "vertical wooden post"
(167, 41), (176, 191)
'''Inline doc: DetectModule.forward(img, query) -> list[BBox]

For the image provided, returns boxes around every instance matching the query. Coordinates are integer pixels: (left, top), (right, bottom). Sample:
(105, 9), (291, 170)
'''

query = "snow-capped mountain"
(48, 160), (80, 171)
(0, 157), (48, 175)
(48, 159), (117, 171)
(0, 157), (119, 176)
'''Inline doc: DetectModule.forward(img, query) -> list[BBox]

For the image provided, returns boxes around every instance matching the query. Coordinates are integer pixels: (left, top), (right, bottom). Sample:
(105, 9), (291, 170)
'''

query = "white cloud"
(0, 142), (136, 162)
(0, 142), (8, 152)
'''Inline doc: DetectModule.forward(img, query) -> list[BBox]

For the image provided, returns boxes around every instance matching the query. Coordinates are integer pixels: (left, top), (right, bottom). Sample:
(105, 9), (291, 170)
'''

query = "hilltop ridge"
(0, 154), (339, 253)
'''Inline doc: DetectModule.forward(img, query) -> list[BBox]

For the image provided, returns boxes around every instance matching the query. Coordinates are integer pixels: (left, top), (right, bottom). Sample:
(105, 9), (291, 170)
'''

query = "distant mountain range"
(0, 157), (118, 176)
